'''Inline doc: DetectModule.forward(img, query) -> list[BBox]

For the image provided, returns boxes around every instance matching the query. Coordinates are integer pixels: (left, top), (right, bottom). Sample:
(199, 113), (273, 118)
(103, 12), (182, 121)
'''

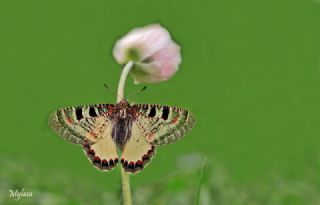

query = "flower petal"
(113, 24), (181, 84)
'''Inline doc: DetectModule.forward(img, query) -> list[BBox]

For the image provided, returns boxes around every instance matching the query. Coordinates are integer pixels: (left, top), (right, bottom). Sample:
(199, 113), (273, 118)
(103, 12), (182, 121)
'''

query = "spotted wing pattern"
(49, 104), (119, 171)
(121, 123), (155, 173)
(132, 104), (196, 145)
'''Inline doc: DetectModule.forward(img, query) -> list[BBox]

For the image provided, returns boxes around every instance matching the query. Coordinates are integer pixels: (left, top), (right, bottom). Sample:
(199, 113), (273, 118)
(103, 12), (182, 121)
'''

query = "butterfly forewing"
(49, 104), (119, 171)
(133, 104), (196, 145)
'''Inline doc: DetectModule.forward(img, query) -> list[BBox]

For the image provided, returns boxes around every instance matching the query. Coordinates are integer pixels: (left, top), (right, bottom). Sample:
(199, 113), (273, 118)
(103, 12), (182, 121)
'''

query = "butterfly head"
(117, 99), (130, 119)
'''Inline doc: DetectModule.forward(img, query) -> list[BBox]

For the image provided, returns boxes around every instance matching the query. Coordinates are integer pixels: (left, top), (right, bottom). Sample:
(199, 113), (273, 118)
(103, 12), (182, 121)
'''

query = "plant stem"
(121, 167), (132, 205)
(117, 61), (134, 102)
(117, 61), (134, 205)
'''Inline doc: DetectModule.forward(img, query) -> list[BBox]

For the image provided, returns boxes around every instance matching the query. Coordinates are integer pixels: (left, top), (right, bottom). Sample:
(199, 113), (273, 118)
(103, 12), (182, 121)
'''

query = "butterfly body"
(107, 100), (135, 150)
(49, 99), (195, 173)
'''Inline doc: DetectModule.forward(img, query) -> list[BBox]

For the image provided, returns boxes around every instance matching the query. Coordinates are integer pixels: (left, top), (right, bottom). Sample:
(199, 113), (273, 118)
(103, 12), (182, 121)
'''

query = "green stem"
(117, 61), (134, 102)
(117, 61), (134, 205)
(121, 167), (132, 205)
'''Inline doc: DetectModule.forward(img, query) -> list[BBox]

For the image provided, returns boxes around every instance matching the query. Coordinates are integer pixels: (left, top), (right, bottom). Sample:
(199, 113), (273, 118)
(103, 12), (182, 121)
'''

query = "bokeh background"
(1, 0), (320, 204)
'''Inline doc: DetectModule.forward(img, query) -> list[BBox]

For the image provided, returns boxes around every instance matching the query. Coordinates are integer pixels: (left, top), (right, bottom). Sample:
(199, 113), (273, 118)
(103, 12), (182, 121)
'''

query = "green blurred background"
(1, 0), (320, 204)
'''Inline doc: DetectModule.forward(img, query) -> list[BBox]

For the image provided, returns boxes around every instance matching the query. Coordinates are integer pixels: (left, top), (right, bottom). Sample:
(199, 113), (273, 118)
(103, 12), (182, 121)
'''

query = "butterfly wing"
(49, 104), (119, 171)
(132, 104), (196, 145)
(120, 104), (195, 173)
(121, 122), (155, 173)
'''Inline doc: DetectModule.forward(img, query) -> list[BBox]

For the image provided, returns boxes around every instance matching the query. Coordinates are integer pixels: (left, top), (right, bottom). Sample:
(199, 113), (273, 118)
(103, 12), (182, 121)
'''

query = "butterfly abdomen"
(111, 117), (133, 150)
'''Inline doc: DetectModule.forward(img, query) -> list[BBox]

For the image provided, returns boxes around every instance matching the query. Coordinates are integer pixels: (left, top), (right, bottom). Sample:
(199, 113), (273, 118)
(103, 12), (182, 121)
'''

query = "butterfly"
(49, 99), (195, 173)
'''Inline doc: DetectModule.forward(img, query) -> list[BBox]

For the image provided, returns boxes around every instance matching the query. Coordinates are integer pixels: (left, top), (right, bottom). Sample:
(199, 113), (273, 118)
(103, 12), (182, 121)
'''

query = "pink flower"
(113, 24), (181, 84)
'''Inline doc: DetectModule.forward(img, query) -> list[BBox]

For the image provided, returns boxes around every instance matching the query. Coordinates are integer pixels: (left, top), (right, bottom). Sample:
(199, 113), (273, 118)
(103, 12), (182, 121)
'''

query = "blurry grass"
(1, 152), (320, 205)
(194, 157), (207, 205)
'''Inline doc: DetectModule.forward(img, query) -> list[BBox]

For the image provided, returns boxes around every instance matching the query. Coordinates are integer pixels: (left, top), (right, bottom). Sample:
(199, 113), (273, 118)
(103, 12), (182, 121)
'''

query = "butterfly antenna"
(103, 84), (123, 100)
(127, 86), (147, 100)
(104, 84), (115, 95)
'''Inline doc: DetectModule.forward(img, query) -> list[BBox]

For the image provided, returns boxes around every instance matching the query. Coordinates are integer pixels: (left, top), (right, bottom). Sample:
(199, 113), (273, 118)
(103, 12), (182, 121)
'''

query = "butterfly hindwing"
(121, 122), (156, 173)
(132, 104), (196, 145)
(49, 104), (119, 172)
(82, 122), (119, 171)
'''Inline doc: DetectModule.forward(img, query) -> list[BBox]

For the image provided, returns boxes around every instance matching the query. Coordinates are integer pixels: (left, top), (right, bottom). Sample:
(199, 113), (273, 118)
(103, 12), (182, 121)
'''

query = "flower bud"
(113, 24), (181, 84)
